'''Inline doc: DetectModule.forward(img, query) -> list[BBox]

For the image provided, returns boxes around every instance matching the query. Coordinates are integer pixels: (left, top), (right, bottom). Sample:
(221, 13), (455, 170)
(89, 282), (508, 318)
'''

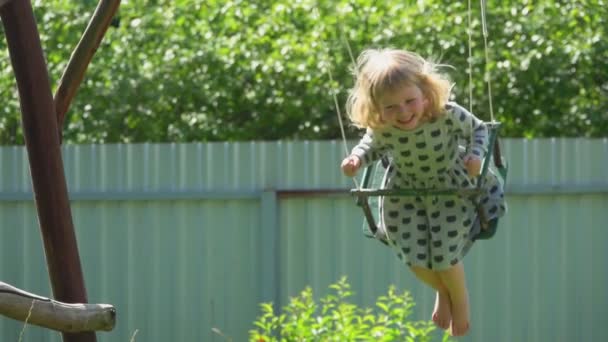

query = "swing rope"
(477, 0), (507, 172)
(467, 0), (474, 113)
(314, 7), (359, 189)
(327, 64), (355, 180)
(480, 0), (495, 123)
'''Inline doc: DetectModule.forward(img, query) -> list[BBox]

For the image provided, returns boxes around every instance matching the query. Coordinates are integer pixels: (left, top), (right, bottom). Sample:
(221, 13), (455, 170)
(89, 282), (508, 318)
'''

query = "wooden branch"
(54, 0), (121, 137)
(0, 282), (115, 333)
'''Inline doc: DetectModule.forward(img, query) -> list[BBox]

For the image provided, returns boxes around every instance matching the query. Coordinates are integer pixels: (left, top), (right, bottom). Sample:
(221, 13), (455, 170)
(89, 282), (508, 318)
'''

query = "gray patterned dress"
(351, 102), (506, 271)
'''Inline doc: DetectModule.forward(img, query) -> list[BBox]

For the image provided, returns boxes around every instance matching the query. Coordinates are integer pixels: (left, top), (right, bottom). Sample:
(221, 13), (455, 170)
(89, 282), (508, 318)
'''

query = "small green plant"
(250, 277), (452, 342)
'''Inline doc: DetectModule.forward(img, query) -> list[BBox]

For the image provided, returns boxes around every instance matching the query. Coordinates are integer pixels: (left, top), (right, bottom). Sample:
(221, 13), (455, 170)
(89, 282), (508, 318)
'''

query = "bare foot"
(432, 291), (451, 330)
(449, 290), (470, 337)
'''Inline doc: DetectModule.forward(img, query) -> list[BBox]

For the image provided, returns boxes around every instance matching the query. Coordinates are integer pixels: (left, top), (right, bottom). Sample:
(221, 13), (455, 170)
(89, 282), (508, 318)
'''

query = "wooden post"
(0, 0), (96, 341)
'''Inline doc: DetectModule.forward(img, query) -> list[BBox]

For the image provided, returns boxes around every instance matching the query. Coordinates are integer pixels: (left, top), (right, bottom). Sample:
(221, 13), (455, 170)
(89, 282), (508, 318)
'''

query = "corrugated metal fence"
(0, 139), (607, 342)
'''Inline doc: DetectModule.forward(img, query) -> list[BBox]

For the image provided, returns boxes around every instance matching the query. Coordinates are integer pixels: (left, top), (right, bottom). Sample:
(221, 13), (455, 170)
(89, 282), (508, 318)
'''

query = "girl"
(340, 48), (506, 336)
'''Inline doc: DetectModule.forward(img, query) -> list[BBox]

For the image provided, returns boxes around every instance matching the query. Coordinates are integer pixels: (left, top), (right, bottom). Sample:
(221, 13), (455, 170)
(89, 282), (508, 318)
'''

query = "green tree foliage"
(0, 0), (606, 144)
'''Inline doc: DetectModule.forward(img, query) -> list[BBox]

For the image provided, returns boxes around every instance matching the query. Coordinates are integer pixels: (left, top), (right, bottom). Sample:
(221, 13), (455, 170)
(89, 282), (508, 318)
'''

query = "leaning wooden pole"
(54, 0), (121, 137)
(0, 1), (96, 341)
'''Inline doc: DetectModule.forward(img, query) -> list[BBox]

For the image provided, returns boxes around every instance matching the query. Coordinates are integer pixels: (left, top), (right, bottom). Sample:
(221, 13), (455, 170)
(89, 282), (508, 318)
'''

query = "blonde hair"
(346, 48), (453, 129)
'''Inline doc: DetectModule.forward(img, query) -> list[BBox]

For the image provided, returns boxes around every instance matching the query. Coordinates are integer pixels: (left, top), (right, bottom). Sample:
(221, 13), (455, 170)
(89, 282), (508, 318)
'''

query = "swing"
(354, 122), (508, 245)
(328, 0), (508, 245)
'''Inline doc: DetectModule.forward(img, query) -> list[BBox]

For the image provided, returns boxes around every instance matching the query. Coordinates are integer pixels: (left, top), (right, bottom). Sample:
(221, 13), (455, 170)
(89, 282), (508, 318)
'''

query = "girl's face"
(379, 83), (429, 130)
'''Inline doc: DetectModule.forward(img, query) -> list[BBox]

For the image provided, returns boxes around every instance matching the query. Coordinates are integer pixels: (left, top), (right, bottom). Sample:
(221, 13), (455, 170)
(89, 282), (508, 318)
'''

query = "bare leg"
(409, 266), (452, 330)
(437, 262), (470, 336)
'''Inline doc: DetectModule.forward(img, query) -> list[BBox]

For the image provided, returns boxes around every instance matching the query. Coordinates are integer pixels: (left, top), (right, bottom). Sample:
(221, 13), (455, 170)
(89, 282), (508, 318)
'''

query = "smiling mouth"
(397, 116), (415, 125)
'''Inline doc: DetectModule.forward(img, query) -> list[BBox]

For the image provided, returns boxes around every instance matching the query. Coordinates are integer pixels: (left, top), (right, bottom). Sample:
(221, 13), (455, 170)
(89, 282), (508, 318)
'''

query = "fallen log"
(0, 282), (116, 333)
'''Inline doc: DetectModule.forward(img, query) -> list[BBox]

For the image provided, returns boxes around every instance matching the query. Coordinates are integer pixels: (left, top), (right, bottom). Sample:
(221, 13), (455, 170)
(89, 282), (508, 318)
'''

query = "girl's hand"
(464, 155), (482, 177)
(341, 155), (362, 177)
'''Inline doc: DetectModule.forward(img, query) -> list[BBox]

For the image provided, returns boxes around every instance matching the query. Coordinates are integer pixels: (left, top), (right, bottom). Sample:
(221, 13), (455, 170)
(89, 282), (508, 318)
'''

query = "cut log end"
(0, 282), (116, 333)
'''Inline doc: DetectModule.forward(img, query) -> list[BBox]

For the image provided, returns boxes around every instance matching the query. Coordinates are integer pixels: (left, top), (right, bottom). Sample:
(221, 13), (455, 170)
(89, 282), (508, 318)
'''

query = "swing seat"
(354, 122), (508, 245)
(474, 156), (508, 240)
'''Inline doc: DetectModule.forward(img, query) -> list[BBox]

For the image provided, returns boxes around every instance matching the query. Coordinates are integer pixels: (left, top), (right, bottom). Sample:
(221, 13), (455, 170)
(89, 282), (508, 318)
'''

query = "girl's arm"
(449, 103), (488, 158)
(449, 103), (488, 175)
(350, 129), (387, 168)
(341, 128), (388, 177)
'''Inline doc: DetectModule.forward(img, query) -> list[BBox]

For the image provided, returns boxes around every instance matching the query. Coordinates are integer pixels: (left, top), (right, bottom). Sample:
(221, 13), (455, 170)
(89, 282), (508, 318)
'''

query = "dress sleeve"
(350, 128), (387, 167)
(449, 103), (488, 159)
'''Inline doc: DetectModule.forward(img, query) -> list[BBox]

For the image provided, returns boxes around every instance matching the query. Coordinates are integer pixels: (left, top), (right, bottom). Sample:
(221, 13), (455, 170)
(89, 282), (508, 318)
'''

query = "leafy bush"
(249, 277), (451, 342)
